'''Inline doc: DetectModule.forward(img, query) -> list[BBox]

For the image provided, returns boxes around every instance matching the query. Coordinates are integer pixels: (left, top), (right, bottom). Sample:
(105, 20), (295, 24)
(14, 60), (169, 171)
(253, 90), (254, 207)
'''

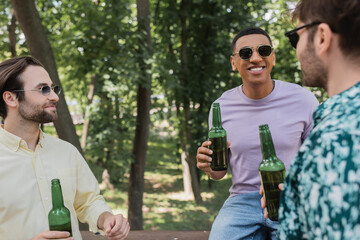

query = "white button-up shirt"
(0, 125), (112, 240)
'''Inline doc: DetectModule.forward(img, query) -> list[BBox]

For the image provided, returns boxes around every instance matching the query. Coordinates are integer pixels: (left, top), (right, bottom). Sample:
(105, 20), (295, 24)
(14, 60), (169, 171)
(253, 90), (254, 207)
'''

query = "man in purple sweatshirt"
(196, 27), (318, 240)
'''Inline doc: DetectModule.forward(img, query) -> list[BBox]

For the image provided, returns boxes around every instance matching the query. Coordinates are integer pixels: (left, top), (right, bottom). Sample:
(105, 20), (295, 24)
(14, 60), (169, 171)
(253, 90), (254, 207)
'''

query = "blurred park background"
(0, 0), (327, 231)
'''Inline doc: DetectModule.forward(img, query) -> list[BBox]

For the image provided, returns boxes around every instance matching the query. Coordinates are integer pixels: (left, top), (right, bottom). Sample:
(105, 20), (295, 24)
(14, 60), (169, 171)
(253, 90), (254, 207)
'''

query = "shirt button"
(45, 197), (49, 201)
(39, 176), (44, 179)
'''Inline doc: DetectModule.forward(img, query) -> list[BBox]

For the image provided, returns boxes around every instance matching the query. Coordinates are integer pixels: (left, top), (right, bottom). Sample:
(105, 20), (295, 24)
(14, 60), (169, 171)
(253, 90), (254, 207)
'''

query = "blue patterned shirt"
(279, 82), (360, 239)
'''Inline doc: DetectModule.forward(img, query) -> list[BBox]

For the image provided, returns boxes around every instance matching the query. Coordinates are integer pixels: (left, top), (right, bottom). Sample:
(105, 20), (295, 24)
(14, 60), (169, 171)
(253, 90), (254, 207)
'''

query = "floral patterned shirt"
(278, 82), (360, 240)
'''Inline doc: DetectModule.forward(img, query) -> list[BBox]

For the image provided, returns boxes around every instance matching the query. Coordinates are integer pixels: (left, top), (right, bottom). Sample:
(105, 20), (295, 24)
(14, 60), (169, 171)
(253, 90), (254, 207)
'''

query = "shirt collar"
(0, 125), (44, 151)
(313, 82), (360, 127)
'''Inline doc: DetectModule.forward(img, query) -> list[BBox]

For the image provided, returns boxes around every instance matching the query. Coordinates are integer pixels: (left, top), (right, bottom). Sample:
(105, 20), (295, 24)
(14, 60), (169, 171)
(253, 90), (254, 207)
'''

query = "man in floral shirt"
(278, 0), (360, 239)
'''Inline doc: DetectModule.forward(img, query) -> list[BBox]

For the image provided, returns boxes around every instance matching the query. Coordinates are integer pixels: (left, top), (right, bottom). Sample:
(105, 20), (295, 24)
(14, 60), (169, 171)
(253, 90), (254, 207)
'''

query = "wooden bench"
(81, 230), (210, 240)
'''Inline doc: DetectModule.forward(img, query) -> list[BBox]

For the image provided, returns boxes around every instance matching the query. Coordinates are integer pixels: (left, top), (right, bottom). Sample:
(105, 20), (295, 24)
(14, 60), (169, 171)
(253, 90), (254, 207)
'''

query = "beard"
(299, 42), (328, 89)
(18, 100), (58, 124)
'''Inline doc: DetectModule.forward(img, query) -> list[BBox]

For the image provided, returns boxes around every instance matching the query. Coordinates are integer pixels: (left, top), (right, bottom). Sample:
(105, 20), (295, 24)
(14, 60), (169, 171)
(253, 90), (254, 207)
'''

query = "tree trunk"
(11, 0), (82, 154)
(81, 74), (96, 150)
(8, 8), (17, 57)
(128, 0), (152, 230)
(180, 0), (203, 205)
(176, 103), (192, 196)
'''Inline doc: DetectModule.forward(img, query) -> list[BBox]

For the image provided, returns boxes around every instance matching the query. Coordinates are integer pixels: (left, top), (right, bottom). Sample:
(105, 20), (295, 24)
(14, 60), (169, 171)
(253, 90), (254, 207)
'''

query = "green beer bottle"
(208, 103), (228, 171)
(258, 124), (285, 221)
(48, 178), (72, 236)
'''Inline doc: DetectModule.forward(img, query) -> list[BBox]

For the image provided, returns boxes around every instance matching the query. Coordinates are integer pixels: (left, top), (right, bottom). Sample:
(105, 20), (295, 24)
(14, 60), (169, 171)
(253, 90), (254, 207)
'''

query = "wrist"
(97, 211), (113, 230)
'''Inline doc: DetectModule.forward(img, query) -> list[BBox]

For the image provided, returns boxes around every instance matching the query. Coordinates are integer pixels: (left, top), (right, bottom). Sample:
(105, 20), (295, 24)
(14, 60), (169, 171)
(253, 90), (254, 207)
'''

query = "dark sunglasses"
(12, 85), (62, 96)
(285, 21), (321, 48)
(233, 45), (273, 60)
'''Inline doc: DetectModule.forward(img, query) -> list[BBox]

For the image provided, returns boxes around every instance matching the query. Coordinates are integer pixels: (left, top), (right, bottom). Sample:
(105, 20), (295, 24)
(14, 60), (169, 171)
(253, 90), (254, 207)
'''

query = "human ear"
(315, 23), (333, 56)
(272, 52), (276, 66)
(3, 91), (18, 108)
(230, 56), (237, 71)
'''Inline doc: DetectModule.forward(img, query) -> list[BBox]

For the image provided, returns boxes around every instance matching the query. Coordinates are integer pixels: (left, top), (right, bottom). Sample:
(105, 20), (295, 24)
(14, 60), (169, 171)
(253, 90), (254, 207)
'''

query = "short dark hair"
(293, 0), (360, 59)
(232, 27), (272, 53)
(0, 56), (44, 118)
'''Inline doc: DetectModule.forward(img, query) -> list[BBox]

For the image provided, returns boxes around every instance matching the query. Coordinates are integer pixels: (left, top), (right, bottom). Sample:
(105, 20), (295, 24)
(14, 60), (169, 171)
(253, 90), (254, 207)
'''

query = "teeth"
(250, 67), (263, 71)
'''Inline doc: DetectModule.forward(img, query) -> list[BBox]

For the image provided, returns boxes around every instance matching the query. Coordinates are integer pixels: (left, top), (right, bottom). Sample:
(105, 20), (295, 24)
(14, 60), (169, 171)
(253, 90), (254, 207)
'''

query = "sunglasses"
(285, 21), (321, 48)
(234, 45), (273, 60)
(12, 85), (62, 96)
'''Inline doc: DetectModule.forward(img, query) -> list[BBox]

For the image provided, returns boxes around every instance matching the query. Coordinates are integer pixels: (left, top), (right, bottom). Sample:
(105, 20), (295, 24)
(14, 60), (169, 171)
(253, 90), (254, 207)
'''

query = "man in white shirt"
(0, 56), (130, 240)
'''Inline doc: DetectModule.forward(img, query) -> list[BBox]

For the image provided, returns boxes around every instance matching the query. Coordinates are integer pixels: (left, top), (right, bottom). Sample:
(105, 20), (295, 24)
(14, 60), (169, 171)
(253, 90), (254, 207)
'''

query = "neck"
(242, 78), (274, 99)
(4, 115), (40, 151)
(326, 59), (360, 97)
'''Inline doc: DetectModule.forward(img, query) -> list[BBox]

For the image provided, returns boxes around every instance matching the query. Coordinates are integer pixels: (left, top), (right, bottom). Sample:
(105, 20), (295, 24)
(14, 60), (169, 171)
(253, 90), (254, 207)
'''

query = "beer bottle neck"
(259, 127), (277, 161)
(212, 105), (222, 128)
(51, 180), (65, 208)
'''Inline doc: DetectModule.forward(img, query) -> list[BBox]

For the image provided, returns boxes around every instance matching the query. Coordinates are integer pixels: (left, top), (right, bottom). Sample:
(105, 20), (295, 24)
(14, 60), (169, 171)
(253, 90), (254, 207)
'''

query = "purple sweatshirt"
(209, 80), (319, 197)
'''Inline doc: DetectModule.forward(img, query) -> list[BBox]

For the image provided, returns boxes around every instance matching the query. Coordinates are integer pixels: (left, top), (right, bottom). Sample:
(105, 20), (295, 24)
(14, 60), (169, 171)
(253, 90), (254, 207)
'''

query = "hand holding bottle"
(260, 183), (284, 219)
(196, 140), (231, 180)
(31, 230), (73, 240)
(258, 124), (286, 221)
(196, 140), (214, 173)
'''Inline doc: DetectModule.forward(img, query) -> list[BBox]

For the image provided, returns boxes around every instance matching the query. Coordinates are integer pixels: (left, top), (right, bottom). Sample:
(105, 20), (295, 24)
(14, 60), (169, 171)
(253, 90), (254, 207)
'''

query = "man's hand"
(260, 183), (284, 219)
(98, 212), (130, 240)
(196, 140), (230, 180)
(31, 231), (73, 240)
(196, 140), (213, 173)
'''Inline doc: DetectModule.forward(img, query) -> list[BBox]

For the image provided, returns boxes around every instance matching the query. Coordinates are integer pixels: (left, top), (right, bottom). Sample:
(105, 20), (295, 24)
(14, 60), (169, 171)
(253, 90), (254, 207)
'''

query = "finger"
(264, 207), (268, 219)
(260, 196), (266, 209)
(118, 219), (129, 235)
(108, 222), (122, 236)
(201, 140), (212, 147)
(227, 141), (231, 148)
(104, 220), (115, 234)
(42, 231), (71, 239)
(111, 223), (130, 240)
(279, 183), (284, 191)
(197, 153), (212, 163)
(198, 146), (213, 156)
(259, 185), (263, 195)
(196, 162), (212, 172)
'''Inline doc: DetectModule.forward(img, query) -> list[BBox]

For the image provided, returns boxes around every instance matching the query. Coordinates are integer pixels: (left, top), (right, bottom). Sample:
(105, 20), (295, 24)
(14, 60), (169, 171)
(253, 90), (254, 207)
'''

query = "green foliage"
(0, 0), (29, 60)
(0, 0), (329, 199)
(34, 0), (140, 182)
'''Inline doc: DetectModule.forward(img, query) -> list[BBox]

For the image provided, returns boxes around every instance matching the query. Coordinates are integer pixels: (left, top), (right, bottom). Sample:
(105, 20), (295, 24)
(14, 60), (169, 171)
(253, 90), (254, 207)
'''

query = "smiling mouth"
(248, 66), (265, 71)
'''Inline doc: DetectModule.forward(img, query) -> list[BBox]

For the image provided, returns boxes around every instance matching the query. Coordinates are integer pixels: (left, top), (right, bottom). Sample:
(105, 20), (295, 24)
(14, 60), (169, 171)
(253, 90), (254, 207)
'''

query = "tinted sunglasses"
(12, 85), (62, 96)
(285, 21), (321, 48)
(234, 45), (273, 60)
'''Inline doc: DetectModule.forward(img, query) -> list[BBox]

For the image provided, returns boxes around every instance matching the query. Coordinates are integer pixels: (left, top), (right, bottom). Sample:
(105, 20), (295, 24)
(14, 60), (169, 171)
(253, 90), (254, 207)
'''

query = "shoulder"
(276, 80), (313, 95)
(42, 133), (81, 155)
(275, 80), (319, 105)
(215, 86), (240, 102)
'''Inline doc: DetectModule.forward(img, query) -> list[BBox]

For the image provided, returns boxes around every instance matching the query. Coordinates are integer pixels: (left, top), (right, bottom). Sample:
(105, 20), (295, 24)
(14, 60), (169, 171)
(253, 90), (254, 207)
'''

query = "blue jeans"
(209, 191), (278, 240)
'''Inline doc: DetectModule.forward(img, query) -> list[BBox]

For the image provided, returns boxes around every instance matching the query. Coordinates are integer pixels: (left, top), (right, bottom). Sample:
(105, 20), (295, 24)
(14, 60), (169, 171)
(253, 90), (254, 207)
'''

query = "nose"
(48, 89), (59, 102)
(249, 49), (262, 63)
